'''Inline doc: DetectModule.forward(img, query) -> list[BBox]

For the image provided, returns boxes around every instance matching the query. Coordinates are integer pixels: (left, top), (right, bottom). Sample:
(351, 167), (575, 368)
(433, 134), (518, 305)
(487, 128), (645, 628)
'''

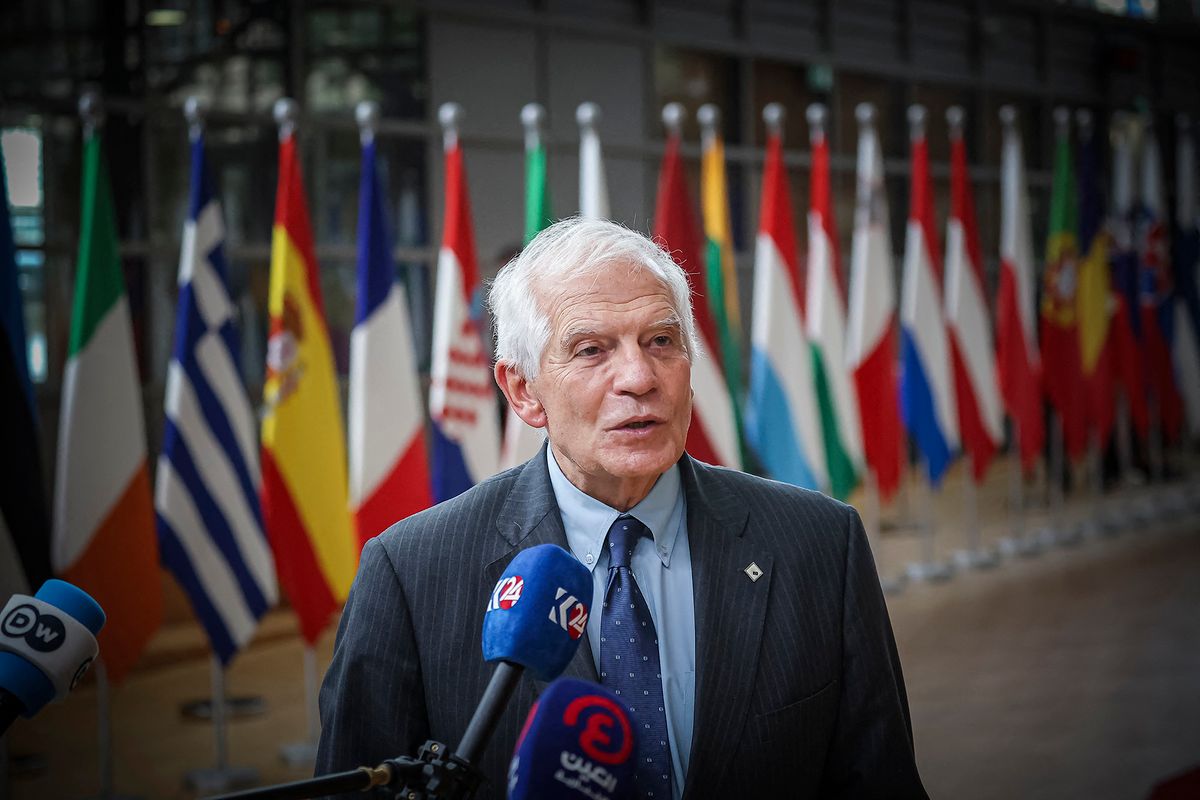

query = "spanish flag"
(261, 125), (356, 645)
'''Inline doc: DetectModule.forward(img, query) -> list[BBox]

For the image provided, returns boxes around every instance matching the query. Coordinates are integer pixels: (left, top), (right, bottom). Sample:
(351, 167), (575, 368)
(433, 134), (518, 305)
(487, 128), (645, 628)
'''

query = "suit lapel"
(482, 447), (600, 688)
(680, 458), (771, 797)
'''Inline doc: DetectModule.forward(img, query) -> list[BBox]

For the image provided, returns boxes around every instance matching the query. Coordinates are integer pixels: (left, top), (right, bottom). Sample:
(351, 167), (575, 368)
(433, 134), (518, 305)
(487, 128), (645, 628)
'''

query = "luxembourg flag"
(429, 104), (500, 501)
(944, 108), (1003, 483)
(652, 106), (741, 468)
(349, 115), (433, 546)
(745, 105), (824, 491)
(847, 103), (904, 501)
(899, 105), (958, 486)
(996, 106), (1044, 472)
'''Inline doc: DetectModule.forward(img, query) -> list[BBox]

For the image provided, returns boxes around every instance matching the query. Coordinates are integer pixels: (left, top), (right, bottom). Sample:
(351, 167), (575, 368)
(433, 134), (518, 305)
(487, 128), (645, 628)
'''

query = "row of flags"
(3, 95), (1200, 683)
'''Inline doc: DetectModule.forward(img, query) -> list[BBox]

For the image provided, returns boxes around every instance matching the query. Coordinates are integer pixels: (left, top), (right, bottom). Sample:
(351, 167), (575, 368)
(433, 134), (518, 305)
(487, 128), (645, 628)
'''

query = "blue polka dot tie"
(600, 516), (672, 799)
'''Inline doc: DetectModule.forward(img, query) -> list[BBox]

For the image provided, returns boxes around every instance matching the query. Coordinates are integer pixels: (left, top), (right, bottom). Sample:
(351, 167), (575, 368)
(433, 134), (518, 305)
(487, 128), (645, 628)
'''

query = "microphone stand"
(205, 739), (484, 800)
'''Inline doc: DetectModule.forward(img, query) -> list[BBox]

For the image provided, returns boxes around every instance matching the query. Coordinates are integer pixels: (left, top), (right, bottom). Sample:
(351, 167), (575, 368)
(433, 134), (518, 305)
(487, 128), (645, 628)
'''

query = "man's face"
(529, 263), (692, 507)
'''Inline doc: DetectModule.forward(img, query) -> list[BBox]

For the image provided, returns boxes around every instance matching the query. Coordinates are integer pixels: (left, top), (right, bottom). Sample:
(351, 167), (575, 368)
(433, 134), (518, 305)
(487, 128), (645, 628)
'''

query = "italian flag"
(52, 131), (161, 685)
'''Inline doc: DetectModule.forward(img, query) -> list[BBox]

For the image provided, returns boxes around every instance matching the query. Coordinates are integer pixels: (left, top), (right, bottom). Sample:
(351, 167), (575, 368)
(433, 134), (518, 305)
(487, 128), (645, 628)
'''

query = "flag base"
(952, 547), (999, 570)
(996, 534), (1043, 558)
(905, 560), (954, 583)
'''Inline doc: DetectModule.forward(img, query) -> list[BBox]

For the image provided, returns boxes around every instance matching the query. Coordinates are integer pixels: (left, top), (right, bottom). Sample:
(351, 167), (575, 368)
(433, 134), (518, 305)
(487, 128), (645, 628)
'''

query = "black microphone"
(0, 579), (105, 734)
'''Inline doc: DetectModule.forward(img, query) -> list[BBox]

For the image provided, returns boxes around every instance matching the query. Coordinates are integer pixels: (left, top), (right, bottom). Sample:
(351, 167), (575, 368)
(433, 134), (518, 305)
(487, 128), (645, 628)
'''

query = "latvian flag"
(429, 105), (500, 501)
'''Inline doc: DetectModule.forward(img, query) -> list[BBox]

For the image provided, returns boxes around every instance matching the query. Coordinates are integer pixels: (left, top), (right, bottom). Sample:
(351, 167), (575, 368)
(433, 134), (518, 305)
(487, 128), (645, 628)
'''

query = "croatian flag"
(944, 108), (1003, 483)
(429, 105), (500, 501)
(1108, 125), (1148, 437)
(156, 130), (277, 664)
(349, 129), (433, 546)
(746, 107), (824, 491)
(899, 105), (958, 486)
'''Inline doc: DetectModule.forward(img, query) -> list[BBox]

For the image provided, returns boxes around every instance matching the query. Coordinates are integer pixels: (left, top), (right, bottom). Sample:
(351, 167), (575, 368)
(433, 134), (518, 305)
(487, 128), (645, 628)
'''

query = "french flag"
(349, 107), (433, 547)
(899, 105), (958, 486)
(429, 103), (500, 501)
(944, 107), (1002, 484)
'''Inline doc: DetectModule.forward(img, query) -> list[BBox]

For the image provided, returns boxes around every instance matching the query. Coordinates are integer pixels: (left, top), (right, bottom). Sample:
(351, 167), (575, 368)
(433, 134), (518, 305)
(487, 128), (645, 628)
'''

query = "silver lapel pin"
(744, 562), (764, 582)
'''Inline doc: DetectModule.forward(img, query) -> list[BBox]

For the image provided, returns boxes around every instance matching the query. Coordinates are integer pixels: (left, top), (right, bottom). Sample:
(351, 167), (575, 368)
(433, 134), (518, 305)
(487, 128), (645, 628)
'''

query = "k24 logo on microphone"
(487, 575), (524, 612)
(2, 603), (65, 654)
(548, 588), (588, 640)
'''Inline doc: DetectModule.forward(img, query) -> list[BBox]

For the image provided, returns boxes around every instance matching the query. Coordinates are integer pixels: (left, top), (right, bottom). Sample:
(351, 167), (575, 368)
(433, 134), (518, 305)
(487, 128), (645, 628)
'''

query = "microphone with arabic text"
(456, 543), (593, 768)
(507, 678), (636, 800)
(0, 579), (105, 735)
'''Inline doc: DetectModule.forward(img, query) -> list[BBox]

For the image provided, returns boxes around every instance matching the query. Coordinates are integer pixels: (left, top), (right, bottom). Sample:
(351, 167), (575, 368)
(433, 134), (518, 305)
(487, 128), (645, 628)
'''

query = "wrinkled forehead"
(534, 259), (678, 323)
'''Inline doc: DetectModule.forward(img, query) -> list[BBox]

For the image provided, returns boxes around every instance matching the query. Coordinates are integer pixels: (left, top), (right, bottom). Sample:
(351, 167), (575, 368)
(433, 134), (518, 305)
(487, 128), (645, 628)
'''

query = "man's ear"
(495, 361), (547, 429)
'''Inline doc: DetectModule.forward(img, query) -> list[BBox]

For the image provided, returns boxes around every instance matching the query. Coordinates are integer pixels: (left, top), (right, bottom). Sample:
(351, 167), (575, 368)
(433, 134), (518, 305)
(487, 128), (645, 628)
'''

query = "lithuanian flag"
(52, 128), (161, 685)
(261, 128), (356, 646)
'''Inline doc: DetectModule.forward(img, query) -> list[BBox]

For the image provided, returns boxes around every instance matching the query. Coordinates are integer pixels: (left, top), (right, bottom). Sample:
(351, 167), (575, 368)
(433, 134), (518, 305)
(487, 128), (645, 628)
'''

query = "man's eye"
(652, 335), (674, 347)
(576, 345), (601, 357)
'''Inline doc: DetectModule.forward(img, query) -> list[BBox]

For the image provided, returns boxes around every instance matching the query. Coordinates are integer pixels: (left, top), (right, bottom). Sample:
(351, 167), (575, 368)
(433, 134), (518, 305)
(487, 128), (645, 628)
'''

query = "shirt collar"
(546, 446), (683, 571)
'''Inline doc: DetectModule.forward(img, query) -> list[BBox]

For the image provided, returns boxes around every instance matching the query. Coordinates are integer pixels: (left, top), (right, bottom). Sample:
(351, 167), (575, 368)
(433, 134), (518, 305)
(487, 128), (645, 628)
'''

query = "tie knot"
(606, 516), (649, 569)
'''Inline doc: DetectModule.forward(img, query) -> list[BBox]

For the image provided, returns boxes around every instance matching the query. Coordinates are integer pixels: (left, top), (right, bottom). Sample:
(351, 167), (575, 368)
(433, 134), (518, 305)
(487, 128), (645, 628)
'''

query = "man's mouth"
(613, 417), (661, 431)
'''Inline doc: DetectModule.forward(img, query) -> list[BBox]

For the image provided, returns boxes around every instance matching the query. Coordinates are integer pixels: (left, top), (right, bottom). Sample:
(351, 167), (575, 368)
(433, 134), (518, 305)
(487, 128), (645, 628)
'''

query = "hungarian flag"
(1108, 128), (1149, 437)
(996, 109), (1045, 473)
(52, 127), (161, 684)
(429, 119), (501, 501)
(349, 132), (433, 548)
(262, 126), (357, 645)
(1040, 115), (1088, 462)
(653, 117), (741, 468)
(1, 143), (51, 601)
(846, 103), (904, 501)
(899, 107), (958, 486)
(1136, 124), (1183, 443)
(1171, 118), (1200, 439)
(501, 106), (551, 470)
(746, 117), (825, 491)
(944, 112), (1003, 484)
(804, 105), (861, 499)
(700, 111), (745, 427)
(1075, 117), (1116, 450)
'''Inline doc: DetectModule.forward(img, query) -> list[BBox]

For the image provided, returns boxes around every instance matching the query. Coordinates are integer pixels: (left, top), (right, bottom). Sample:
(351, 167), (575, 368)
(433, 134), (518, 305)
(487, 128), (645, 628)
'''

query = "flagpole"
(270, 96), (320, 769)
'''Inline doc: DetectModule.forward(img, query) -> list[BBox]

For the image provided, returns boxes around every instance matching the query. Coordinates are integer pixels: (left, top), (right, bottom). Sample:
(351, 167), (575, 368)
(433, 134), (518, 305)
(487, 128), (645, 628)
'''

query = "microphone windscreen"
(0, 580), (105, 716)
(508, 678), (637, 800)
(482, 544), (591, 681)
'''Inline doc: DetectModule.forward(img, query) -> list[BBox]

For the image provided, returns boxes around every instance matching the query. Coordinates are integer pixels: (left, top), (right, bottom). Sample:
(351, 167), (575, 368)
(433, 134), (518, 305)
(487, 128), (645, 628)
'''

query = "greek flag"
(155, 132), (277, 663)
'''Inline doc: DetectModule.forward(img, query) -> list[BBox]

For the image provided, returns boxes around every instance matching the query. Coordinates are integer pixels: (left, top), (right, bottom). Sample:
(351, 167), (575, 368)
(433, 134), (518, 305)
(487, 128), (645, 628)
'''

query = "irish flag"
(944, 108), (1003, 483)
(653, 106), (740, 468)
(746, 105), (824, 491)
(996, 106), (1045, 473)
(847, 103), (904, 501)
(900, 105), (958, 486)
(805, 103), (861, 500)
(261, 112), (357, 645)
(52, 125), (161, 685)
(349, 119), (433, 547)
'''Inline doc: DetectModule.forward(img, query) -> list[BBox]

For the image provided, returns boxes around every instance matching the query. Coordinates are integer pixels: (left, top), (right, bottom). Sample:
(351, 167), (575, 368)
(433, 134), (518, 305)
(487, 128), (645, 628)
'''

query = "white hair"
(488, 217), (699, 380)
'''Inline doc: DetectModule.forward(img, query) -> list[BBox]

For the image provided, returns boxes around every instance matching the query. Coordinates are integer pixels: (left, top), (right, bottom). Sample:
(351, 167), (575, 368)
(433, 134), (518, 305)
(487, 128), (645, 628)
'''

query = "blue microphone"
(456, 544), (592, 767)
(0, 579), (105, 734)
(508, 678), (637, 800)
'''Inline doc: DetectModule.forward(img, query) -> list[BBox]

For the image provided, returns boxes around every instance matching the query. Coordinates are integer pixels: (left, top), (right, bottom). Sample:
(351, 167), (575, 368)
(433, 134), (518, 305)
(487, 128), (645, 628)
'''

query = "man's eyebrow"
(557, 326), (602, 350)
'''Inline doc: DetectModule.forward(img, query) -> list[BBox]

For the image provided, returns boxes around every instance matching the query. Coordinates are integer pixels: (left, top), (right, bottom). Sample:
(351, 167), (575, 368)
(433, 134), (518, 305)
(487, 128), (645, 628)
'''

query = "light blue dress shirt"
(546, 448), (695, 799)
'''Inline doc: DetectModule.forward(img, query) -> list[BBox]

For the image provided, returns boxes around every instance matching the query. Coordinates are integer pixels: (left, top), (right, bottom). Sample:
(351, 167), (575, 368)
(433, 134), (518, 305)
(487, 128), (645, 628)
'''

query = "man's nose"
(612, 344), (657, 395)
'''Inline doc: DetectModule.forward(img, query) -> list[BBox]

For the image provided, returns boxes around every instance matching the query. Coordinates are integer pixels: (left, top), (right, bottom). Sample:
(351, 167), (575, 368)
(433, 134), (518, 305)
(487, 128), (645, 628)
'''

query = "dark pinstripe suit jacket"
(316, 450), (927, 798)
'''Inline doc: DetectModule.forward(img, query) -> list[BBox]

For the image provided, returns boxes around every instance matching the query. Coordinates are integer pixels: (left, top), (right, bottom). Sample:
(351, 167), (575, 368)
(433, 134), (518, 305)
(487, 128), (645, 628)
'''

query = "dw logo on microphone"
(548, 588), (588, 640)
(487, 575), (524, 612)
(1, 603), (66, 654)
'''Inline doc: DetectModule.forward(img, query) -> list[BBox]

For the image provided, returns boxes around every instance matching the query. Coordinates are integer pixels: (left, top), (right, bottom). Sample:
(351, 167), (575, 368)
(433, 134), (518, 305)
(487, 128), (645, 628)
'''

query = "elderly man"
(316, 218), (927, 798)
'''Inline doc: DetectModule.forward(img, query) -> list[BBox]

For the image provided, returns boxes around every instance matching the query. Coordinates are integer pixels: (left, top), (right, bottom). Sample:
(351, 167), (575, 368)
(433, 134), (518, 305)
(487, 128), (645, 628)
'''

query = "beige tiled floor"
(5, 456), (1199, 800)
